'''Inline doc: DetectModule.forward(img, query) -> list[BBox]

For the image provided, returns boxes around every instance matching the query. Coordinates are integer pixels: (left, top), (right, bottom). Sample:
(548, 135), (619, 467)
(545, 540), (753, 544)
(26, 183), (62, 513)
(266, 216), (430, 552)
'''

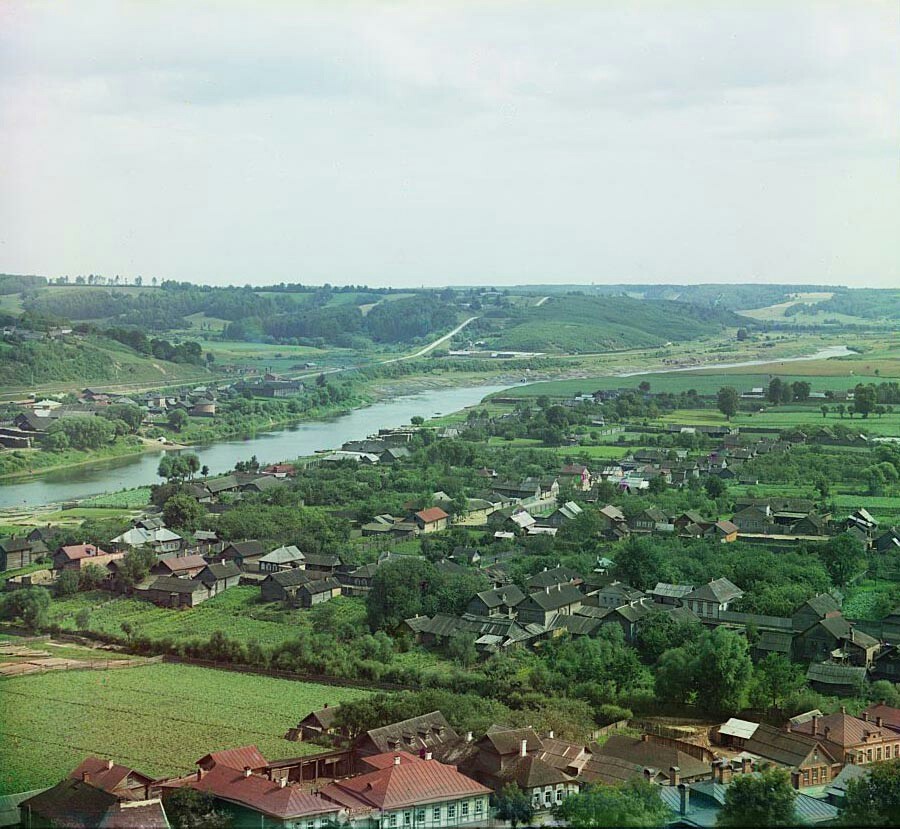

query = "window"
(812, 768), (818, 783)
(877, 748), (883, 761)
(475, 800), (483, 814)
(556, 789), (564, 803)
(448, 804), (456, 819)
(433, 807), (441, 821)
(389, 815), (397, 827)
(404, 812), (411, 826)
(461, 802), (469, 816)
(545, 790), (552, 805)
(895, 745), (899, 758)
(416, 810), (425, 823)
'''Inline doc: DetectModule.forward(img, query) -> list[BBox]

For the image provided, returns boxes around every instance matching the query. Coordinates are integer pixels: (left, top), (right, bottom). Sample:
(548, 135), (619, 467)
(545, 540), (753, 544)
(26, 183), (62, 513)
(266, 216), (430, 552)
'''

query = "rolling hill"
(485, 295), (744, 353)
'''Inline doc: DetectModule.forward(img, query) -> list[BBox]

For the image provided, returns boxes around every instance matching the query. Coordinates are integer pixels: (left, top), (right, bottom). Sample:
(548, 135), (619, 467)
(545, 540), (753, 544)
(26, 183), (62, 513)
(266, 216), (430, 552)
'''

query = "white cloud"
(0, 0), (896, 286)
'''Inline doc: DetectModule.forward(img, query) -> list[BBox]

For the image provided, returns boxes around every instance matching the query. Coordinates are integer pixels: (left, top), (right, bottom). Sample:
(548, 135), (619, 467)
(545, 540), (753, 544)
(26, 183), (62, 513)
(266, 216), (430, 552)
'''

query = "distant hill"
(485, 295), (743, 353)
(0, 334), (210, 391)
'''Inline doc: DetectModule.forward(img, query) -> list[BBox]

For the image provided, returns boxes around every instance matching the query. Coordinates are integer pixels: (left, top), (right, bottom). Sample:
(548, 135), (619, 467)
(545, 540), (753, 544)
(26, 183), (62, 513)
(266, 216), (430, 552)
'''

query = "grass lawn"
(47, 587), (339, 649)
(0, 662), (371, 794)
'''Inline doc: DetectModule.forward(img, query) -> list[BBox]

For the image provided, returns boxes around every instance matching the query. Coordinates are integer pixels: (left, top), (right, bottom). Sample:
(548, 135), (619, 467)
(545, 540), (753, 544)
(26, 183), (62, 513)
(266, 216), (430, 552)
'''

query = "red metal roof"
(68, 757), (151, 792)
(159, 555), (207, 573)
(185, 766), (340, 820)
(197, 745), (268, 772)
(59, 544), (111, 560)
(415, 507), (449, 524)
(320, 753), (490, 811)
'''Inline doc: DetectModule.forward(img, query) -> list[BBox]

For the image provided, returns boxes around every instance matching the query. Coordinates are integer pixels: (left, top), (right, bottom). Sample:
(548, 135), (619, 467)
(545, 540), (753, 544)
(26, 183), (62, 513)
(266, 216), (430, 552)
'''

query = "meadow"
(0, 662), (370, 794)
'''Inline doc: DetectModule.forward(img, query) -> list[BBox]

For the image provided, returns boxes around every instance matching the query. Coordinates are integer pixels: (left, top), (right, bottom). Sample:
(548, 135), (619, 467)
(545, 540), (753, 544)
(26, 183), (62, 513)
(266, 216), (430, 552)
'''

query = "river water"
(0, 344), (857, 510)
(0, 384), (510, 509)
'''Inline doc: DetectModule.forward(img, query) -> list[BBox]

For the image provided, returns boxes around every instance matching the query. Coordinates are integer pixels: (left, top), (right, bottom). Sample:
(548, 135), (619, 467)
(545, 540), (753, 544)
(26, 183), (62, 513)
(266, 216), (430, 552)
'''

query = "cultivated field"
(0, 662), (370, 795)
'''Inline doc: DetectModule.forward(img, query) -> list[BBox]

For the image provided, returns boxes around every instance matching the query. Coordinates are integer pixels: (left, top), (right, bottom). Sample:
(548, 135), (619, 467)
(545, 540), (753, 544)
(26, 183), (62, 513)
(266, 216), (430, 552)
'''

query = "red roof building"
(197, 745), (268, 772)
(68, 757), (155, 800)
(53, 544), (123, 571)
(413, 508), (450, 533)
(319, 752), (491, 825)
(174, 765), (341, 824)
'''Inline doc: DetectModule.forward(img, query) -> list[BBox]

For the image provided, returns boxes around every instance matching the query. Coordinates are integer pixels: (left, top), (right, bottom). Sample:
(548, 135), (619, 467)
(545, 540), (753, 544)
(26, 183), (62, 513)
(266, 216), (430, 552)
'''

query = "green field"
(48, 587), (329, 649)
(0, 662), (371, 794)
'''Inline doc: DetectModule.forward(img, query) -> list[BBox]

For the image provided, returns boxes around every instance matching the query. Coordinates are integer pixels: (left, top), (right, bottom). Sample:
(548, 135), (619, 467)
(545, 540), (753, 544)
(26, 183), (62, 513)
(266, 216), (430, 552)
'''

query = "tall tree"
(495, 784), (535, 828)
(717, 386), (740, 420)
(717, 767), (796, 827)
(819, 533), (866, 589)
(553, 781), (670, 828)
(841, 758), (900, 827)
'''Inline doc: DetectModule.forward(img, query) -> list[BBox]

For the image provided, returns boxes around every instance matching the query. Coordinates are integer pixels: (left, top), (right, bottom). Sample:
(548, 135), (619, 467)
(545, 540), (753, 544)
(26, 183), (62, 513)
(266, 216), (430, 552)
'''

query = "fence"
(0, 655), (162, 679)
(590, 719), (630, 739)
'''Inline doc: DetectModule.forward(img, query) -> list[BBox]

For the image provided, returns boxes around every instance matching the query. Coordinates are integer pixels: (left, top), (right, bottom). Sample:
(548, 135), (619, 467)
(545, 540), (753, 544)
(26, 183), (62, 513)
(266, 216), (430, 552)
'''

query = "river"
(0, 344), (857, 510)
(0, 384), (510, 509)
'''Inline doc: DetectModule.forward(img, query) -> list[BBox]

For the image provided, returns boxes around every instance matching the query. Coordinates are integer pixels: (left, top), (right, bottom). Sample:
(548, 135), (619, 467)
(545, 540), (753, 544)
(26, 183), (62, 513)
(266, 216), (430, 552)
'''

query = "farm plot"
(48, 587), (316, 649)
(0, 662), (371, 795)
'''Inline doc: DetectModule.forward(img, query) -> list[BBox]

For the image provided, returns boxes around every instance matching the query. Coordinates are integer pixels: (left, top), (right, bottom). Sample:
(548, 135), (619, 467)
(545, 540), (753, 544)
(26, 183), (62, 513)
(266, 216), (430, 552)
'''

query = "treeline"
(103, 327), (204, 364)
(0, 274), (46, 295)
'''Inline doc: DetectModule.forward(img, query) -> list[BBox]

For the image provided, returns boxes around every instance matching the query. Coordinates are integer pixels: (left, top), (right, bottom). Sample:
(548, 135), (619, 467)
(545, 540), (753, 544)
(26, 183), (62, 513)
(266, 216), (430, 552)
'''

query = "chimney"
(790, 771), (801, 790)
(548, 730), (554, 740)
(741, 757), (752, 775)
(82, 772), (91, 784)
(862, 711), (869, 722)
(669, 766), (680, 787)
(106, 759), (114, 770)
(711, 761), (720, 782)
(279, 777), (288, 788)
(425, 751), (433, 761)
(196, 768), (204, 781)
(841, 706), (847, 714)
(877, 716), (884, 728)
(678, 783), (689, 816)
(545, 586), (550, 594)
(641, 734), (650, 743)
(243, 767), (252, 778)
(824, 726), (831, 741)
(393, 755), (401, 766)
(812, 715), (819, 735)
(520, 739), (528, 758)
(720, 762), (733, 784)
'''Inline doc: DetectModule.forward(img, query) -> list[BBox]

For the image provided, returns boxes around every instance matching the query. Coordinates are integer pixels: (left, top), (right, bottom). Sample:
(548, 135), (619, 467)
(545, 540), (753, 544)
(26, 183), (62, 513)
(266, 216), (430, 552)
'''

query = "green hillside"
(0, 335), (211, 392)
(487, 295), (743, 353)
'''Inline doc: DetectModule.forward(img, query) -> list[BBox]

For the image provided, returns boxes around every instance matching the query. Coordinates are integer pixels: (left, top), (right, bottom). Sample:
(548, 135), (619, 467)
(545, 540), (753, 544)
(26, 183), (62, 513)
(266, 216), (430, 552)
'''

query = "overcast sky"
(1, 1), (897, 288)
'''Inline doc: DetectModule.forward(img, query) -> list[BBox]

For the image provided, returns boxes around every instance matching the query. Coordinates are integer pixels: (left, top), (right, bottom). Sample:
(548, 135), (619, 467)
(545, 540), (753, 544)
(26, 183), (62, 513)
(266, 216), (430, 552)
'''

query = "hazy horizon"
(1, 1), (897, 289)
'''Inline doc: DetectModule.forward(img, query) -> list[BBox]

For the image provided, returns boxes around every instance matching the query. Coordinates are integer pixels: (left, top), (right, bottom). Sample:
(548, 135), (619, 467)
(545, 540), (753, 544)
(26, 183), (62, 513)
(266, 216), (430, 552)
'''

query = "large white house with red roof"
(319, 751), (491, 827)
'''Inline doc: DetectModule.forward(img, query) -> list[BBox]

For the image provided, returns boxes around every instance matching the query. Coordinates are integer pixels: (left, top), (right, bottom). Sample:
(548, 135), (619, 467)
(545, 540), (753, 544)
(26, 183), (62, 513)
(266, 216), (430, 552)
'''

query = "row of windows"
(849, 743), (900, 764)
(385, 798), (485, 826)
(531, 788), (566, 808)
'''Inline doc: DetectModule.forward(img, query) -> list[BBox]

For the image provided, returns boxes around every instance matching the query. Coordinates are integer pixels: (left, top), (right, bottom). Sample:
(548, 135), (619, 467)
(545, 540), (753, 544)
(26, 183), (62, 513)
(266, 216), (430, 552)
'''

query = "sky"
(0, 1), (897, 289)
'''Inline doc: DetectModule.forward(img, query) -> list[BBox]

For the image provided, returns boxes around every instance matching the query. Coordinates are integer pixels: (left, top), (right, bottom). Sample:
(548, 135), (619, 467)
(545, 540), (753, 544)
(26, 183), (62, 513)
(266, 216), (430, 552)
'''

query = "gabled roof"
(362, 711), (457, 755)
(96, 799), (170, 828)
(797, 593), (841, 619)
(297, 577), (342, 596)
(57, 544), (112, 561)
(415, 507), (449, 524)
(204, 475), (240, 493)
(183, 765), (339, 820)
(526, 566), (582, 590)
(200, 562), (241, 581)
(805, 662), (868, 688)
(148, 576), (207, 594)
(156, 555), (207, 574)
(861, 702), (900, 731)
(472, 584), (526, 609)
(792, 709), (895, 747)
(479, 726), (544, 756)
(596, 735), (709, 780)
(743, 723), (836, 768)
(19, 779), (120, 828)
(685, 578), (743, 604)
(718, 718), (759, 741)
(650, 582), (693, 600)
(258, 545), (305, 565)
(500, 754), (573, 788)
(265, 569), (315, 588)
(598, 504), (626, 522)
(523, 583), (583, 611)
(320, 753), (490, 811)
(222, 540), (265, 557)
(198, 746), (268, 771)
(67, 758), (153, 792)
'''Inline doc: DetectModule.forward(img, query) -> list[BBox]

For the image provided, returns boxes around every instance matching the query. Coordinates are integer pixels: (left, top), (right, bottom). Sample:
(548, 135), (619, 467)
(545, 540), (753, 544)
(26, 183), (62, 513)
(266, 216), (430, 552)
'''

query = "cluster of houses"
(35, 697), (900, 828)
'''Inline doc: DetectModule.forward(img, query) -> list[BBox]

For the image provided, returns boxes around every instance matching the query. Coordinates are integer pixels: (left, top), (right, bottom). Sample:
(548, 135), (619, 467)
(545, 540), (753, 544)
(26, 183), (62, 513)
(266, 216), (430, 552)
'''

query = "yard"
(0, 661), (371, 794)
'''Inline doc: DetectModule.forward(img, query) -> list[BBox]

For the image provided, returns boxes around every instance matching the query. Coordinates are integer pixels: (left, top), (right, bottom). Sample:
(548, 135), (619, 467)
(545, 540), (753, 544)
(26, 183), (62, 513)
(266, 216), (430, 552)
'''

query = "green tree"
(75, 607), (91, 629)
(695, 628), (753, 715)
(366, 557), (438, 630)
(819, 533), (866, 589)
(841, 758), (900, 826)
(0, 587), (51, 631)
(705, 476), (726, 499)
(614, 536), (664, 591)
(750, 653), (804, 711)
(168, 408), (189, 431)
(163, 493), (206, 532)
(56, 568), (81, 596)
(853, 383), (877, 419)
(717, 387), (740, 420)
(495, 783), (534, 828)
(553, 780), (671, 828)
(821, 405), (829, 418)
(791, 381), (811, 402)
(717, 767), (796, 827)
(165, 787), (233, 829)
(79, 563), (107, 591)
(117, 547), (156, 589)
(767, 378), (784, 405)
